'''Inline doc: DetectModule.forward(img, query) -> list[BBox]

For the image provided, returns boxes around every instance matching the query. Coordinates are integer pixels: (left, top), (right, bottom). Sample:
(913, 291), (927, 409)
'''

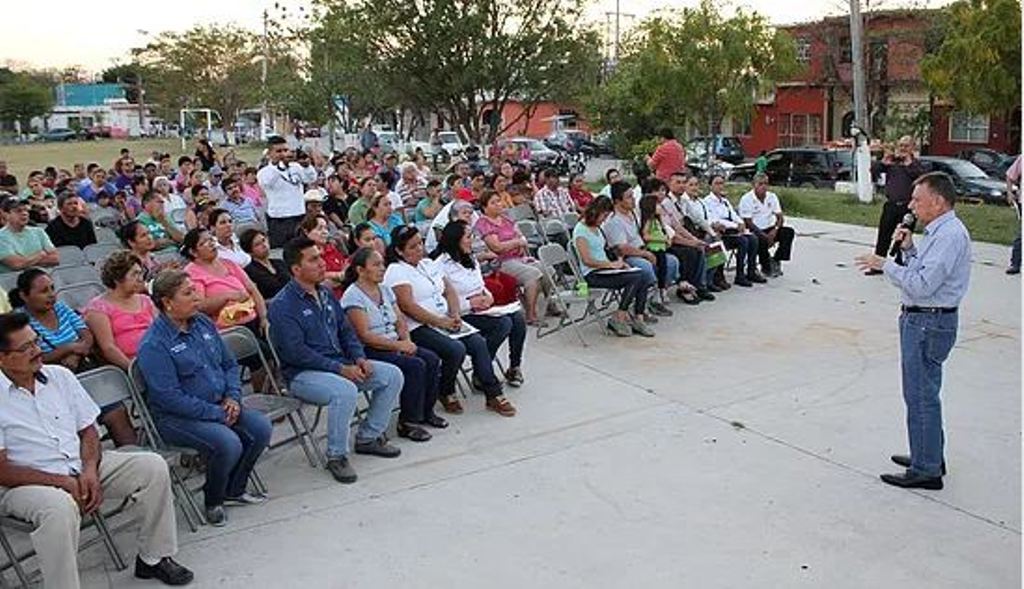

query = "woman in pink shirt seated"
(85, 251), (158, 370)
(474, 190), (550, 325)
(180, 227), (268, 336)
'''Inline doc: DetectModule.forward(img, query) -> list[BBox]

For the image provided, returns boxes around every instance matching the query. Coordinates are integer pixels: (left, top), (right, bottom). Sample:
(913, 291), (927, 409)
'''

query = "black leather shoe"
(880, 471), (943, 490)
(734, 276), (753, 287)
(697, 289), (716, 301)
(747, 272), (767, 284)
(891, 454), (946, 475)
(135, 556), (195, 586)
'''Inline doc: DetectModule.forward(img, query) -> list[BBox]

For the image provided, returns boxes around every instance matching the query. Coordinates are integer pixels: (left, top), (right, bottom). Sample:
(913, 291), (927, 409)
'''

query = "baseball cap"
(304, 188), (326, 203)
(1, 196), (28, 212)
(454, 187), (474, 201)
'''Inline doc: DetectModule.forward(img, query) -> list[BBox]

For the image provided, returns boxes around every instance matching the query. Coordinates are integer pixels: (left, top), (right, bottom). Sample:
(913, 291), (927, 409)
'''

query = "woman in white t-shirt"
(433, 220), (526, 387)
(384, 225), (516, 417)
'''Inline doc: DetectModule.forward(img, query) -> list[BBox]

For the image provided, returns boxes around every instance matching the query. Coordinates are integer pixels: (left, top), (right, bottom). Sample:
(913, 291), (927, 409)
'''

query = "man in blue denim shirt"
(137, 270), (272, 526)
(268, 236), (403, 484)
(856, 172), (971, 490)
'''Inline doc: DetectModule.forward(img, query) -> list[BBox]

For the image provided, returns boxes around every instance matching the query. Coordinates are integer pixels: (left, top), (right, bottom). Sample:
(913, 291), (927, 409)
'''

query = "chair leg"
(249, 469), (268, 495)
(91, 513), (127, 571)
(290, 412), (326, 468)
(168, 469), (200, 532)
(0, 528), (30, 589)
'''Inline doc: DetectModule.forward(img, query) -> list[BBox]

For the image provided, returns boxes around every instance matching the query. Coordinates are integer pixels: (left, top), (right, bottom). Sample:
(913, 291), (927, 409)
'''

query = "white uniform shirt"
(257, 161), (318, 219)
(383, 259), (448, 330)
(436, 253), (487, 314)
(679, 192), (715, 236)
(738, 190), (782, 231)
(0, 365), (100, 476)
(702, 192), (742, 230)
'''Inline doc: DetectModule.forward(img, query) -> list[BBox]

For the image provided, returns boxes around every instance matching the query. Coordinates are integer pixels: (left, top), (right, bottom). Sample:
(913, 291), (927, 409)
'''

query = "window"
(839, 38), (852, 64)
(949, 112), (989, 143)
(736, 114), (752, 136)
(778, 113), (823, 147)
(796, 38), (812, 64)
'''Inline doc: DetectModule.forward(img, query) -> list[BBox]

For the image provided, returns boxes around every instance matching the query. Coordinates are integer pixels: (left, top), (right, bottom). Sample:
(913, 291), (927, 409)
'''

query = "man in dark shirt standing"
(0, 161), (18, 194)
(867, 136), (925, 274)
(46, 192), (96, 248)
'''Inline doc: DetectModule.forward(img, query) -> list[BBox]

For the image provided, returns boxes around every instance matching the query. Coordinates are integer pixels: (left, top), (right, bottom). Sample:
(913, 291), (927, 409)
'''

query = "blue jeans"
(723, 233), (759, 276)
(411, 325), (501, 397)
(463, 311), (527, 368)
(364, 347), (440, 423)
(157, 407), (272, 507)
(1010, 230), (1021, 270)
(625, 254), (678, 287)
(289, 361), (403, 459)
(899, 311), (958, 477)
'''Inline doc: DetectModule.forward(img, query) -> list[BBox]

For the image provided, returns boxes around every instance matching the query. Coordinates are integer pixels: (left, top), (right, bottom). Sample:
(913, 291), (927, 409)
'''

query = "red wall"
(929, 107), (1018, 155)
(497, 101), (590, 139)
(740, 87), (827, 155)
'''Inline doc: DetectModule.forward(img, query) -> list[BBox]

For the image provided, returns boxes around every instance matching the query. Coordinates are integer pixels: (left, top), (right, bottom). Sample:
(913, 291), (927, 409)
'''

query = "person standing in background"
(866, 136), (925, 275)
(258, 136), (317, 248)
(646, 129), (686, 182)
(1004, 155), (1021, 275)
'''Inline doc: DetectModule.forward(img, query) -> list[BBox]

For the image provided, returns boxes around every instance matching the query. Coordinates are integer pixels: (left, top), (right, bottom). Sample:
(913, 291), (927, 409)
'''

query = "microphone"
(889, 212), (917, 257)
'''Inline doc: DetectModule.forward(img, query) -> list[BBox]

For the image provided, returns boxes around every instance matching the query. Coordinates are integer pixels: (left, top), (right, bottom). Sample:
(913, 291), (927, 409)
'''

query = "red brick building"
(491, 100), (590, 139)
(739, 9), (1019, 156)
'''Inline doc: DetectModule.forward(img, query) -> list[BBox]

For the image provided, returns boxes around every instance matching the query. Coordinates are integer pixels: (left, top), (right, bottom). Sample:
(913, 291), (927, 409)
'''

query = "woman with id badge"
(384, 225), (515, 417)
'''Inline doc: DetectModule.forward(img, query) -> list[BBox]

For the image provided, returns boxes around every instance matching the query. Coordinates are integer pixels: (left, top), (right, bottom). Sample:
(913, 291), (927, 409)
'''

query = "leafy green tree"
(0, 74), (54, 132)
(921, 0), (1021, 116)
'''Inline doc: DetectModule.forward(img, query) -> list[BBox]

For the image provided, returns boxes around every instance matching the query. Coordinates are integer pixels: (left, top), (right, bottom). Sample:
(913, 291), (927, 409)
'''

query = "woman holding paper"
(433, 220), (527, 387)
(384, 225), (516, 417)
(341, 247), (444, 442)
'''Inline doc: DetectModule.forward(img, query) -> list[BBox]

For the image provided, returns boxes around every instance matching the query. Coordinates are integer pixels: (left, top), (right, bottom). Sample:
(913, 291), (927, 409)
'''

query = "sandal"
(485, 395), (517, 417)
(439, 395), (464, 414)
(422, 414), (449, 429)
(397, 422), (432, 442)
(676, 288), (701, 305)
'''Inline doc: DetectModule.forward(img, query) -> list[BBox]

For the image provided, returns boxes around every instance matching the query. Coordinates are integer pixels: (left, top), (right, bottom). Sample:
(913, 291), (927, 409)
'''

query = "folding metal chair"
(516, 220), (545, 254)
(561, 212), (580, 229)
(219, 326), (325, 469)
(56, 282), (105, 313)
(535, 243), (616, 346)
(51, 265), (99, 290)
(84, 243), (121, 266)
(504, 204), (536, 222)
(55, 246), (87, 268)
(152, 249), (182, 268)
(94, 226), (120, 246)
(0, 273), (18, 295)
(78, 365), (204, 533)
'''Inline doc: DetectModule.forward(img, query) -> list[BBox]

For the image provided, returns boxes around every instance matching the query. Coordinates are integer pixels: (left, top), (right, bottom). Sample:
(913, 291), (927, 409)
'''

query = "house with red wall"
(739, 9), (1019, 157)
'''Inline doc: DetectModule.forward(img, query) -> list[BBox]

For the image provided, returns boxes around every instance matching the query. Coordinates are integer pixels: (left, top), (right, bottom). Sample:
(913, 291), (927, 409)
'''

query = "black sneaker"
(734, 276), (753, 287)
(697, 289), (716, 301)
(224, 492), (268, 506)
(354, 436), (402, 458)
(326, 456), (358, 483)
(135, 556), (195, 586)
(504, 367), (524, 387)
(204, 505), (227, 527)
(747, 272), (767, 284)
(1007, 266), (1020, 275)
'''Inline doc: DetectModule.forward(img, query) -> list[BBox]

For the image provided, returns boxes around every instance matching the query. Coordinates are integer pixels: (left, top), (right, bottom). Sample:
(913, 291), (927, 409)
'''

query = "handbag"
(484, 270), (520, 305)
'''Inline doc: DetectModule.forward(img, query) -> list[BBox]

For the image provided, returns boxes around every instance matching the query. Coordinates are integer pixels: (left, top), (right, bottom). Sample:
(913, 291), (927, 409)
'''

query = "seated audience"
(349, 221), (385, 256)
(119, 220), (175, 280)
(0, 197), (59, 272)
(299, 215), (347, 297)
(85, 251), (157, 372)
(385, 225), (515, 417)
(341, 247), (443, 442)
(0, 312), (193, 588)
(738, 174), (795, 278)
(137, 270), (272, 526)
(346, 177), (376, 225)
(76, 165), (115, 204)
(655, 177), (712, 303)
(208, 208), (251, 268)
(568, 172), (594, 210)
(268, 237), (403, 484)
(367, 193), (405, 247)
(574, 197), (654, 337)
(241, 228), (290, 300)
(181, 228), (268, 335)
(434, 221), (526, 387)
(220, 177), (261, 226)
(703, 174), (763, 286)
(414, 179), (444, 225)
(137, 191), (184, 251)
(9, 268), (137, 445)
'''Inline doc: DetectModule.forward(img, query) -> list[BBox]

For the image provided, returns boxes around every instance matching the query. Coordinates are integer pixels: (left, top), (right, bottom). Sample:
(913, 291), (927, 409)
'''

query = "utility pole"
(849, 0), (872, 203)
(260, 9), (269, 142)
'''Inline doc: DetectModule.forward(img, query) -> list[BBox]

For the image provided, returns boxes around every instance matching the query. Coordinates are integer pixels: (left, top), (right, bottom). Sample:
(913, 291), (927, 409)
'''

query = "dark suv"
(731, 147), (851, 188)
(686, 135), (746, 165)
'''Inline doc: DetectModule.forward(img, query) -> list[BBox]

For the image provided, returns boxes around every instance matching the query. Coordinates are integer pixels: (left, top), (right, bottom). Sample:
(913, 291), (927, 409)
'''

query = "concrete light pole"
(849, 0), (873, 203)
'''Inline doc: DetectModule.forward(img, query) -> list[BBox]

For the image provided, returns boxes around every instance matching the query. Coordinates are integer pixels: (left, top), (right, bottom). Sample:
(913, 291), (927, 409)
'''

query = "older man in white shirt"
(257, 136), (318, 247)
(703, 175), (764, 286)
(0, 312), (193, 588)
(738, 173), (795, 278)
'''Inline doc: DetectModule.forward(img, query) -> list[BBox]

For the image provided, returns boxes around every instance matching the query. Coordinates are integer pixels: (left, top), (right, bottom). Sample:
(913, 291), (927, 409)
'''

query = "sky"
(2, 0), (953, 73)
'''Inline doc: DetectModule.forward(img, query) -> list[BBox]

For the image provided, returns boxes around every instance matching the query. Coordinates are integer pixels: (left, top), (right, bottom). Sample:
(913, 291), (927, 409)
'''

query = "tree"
(301, 0), (603, 144)
(921, 0), (1021, 116)
(131, 25), (268, 129)
(101, 63), (151, 104)
(0, 73), (54, 133)
(588, 0), (799, 158)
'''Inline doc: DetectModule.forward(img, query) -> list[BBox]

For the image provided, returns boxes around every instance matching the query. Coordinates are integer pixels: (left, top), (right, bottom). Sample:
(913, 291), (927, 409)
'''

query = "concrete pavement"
(71, 217), (1020, 588)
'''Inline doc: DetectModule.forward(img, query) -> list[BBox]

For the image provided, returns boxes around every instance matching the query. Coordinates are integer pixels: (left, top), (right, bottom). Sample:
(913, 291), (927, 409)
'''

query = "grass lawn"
(587, 181), (1019, 246)
(0, 138), (266, 179)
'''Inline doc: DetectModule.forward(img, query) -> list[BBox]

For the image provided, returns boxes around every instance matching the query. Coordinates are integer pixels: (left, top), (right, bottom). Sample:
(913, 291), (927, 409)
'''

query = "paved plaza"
(70, 217), (1019, 588)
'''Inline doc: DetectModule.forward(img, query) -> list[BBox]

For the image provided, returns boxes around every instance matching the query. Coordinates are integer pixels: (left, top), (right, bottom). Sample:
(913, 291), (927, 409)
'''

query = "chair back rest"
(55, 246), (87, 268)
(516, 220), (540, 239)
(84, 243), (120, 266)
(0, 272), (18, 294)
(56, 281), (105, 312)
(78, 365), (134, 408)
(505, 204), (535, 222)
(561, 212), (580, 228)
(94, 227), (120, 245)
(152, 249), (182, 267)
(52, 265), (100, 290)
(127, 359), (168, 448)
(219, 326), (280, 394)
(543, 219), (567, 236)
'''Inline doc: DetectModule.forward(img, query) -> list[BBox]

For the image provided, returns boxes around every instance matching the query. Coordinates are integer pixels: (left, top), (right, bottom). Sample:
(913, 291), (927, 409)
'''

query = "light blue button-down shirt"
(883, 209), (972, 307)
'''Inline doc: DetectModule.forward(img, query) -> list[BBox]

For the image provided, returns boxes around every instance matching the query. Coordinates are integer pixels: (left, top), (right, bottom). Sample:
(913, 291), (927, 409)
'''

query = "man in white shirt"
(738, 173), (795, 278)
(393, 162), (426, 209)
(0, 312), (193, 588)
(703, 174), (764, 286)
(258, 136), (317, 247)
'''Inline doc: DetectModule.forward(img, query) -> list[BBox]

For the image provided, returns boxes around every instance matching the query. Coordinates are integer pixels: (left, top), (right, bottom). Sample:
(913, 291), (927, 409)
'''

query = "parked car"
(686, 135), (746, 165)
(497, 137), (560, 167)
(731, 147), (851, 189)
(39, 128), (77, 142)
(919, 156), (1008, 204)
(954, 148), (1016, 180)
(436, 131), (463, 156)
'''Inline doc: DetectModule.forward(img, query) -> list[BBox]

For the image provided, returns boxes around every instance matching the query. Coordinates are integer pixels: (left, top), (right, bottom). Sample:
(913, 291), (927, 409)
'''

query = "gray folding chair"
(561, 212), (580, 229)
(219, 326), (325, 469)
(78, 366), (204, 533)
(94, 226), (120, 246)
(152, 249), (182, 268)
(505, 204), (536, 222)
(0, 273), (18, 295)
(128, 361), (207, 529)
(535, 243), (615, 346)
(51, 265), (99, 290)
(55, 246), (87, 268)
(84, 243), (121, 266)
(515, 220), (545, 254)
(56, 282), (105, 313)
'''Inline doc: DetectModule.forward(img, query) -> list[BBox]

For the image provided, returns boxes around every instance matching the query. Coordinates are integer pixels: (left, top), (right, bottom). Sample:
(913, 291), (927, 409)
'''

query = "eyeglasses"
(3, 338), (40, 354)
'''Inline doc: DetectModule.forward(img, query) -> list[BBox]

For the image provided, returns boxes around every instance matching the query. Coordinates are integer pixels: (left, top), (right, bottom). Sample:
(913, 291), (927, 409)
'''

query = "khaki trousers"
(0, 450), (178, 589)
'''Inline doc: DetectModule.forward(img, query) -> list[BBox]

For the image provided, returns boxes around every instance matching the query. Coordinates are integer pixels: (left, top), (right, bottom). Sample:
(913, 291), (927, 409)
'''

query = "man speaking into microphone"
(855, 172), (971, 490)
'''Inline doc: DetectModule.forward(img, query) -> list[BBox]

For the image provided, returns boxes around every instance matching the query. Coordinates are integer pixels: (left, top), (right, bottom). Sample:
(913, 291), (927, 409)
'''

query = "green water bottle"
(575, 280), (589, 297)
